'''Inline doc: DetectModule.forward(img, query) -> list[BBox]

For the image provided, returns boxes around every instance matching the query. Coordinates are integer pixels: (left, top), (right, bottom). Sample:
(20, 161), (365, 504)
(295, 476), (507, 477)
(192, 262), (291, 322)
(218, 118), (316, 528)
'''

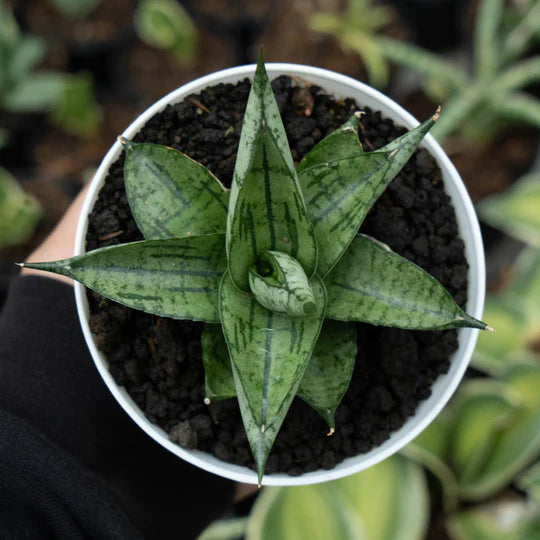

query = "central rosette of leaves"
(25, 53), (490, 484)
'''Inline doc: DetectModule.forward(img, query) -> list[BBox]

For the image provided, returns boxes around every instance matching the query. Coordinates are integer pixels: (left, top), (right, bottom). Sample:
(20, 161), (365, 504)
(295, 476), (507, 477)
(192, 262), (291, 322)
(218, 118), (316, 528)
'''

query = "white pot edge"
(74, 63), (486, 486)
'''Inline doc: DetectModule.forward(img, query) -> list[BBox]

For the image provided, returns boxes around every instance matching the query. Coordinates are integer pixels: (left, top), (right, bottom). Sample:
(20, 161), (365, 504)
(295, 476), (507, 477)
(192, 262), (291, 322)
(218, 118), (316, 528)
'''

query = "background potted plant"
(23, 53), (490, 485)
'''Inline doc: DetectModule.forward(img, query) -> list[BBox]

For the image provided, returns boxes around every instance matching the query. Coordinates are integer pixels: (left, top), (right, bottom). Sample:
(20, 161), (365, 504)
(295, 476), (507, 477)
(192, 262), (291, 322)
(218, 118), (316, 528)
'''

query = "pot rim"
(74, 63), (486, 486)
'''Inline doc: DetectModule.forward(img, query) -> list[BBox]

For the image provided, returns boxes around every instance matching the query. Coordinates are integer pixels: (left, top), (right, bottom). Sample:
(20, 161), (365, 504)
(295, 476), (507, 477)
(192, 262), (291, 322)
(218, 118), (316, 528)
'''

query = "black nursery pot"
(73, 64), (486, 486)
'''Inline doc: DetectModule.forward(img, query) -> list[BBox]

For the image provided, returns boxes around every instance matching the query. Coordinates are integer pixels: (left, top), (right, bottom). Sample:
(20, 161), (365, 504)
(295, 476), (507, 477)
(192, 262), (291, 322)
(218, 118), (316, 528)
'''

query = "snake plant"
(23, 54), (491, 483)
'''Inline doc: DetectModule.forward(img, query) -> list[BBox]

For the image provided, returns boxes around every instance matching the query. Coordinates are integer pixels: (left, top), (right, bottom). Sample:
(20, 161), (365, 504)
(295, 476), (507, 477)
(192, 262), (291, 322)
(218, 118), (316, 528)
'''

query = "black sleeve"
(0, 276), (235, 540)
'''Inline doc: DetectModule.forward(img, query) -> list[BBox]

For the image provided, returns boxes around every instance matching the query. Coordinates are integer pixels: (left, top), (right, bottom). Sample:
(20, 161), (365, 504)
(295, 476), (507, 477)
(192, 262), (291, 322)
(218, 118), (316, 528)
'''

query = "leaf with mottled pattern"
(325, 234), (488, 330)
(298, 114), (438, 277)
(297, 321), (357, 429)
(24, 234), (226, 322)
(122, 139), (228, 239)
(219, 271), (326, 483)
(227, 125), (317, 290)
(202, 323), (235, 401)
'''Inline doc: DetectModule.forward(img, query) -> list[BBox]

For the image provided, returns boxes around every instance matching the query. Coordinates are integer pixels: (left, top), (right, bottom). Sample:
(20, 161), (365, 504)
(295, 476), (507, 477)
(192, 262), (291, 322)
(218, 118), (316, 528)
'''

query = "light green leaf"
(517, 461), (540, 503)
(325, 234), (487, 330)
(506, 247), (540, 325)
(24, 234), (226, 322)
(227, 51), (295, 266)
(298, 114), (436, 277)
(202, 323), (235, 402)
(122, 138), (228, 240)
(497, 92), (540, 130)
(3, 72), (64, 112)
(450, 382), (516, 483)
(51, 0), (102, 18)
(219, 271), (326, 483)
(501, 363), (540, 410)
(296, 113), (364, 174)
(334, 454), (429, 540)
(478, 173), (540, 246)
(7, 35), (45, 83)
(246, 484), (364, 540)
(227, 125), (316, 290)
(474, 0), (504, 80)
(297, 321), (357, 429)
(248, 251), (316, 318)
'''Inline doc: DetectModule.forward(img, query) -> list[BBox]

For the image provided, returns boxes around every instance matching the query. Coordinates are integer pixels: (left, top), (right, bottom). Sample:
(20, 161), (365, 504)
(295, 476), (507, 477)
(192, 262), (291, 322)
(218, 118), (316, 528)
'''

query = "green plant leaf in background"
(517, 461), (540, 504)
(478, 173), (540, 247)
(325, 234), (488, 330)
(219, 272), (326, 483)
(51, 0), (102, 19)
(297, 321), (356, 430)
(298, 113), (438, 277)
(2, 71), (65, 113)
(23, 235), (227, 322)
(122, 139), (228, 239)
(135, 0), (197, 67)
(0, 167), (41, 248)
(246, 484), (365, 540)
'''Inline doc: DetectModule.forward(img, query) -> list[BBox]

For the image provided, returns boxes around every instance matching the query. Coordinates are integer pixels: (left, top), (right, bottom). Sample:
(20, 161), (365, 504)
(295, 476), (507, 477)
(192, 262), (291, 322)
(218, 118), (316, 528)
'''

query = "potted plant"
(23, 54), (490, 485)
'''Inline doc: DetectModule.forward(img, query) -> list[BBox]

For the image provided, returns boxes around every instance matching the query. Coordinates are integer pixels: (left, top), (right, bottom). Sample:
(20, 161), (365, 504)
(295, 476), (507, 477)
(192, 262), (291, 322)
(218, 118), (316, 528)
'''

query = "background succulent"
(24, 54), (490, 483)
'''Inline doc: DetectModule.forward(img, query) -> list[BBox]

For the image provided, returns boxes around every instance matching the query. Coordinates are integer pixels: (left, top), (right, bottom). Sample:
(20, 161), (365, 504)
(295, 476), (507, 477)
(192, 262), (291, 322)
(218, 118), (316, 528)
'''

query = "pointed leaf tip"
(486, 326), (496, 333)
(433, 106), (441, 121)
(15, 262), (24, 267)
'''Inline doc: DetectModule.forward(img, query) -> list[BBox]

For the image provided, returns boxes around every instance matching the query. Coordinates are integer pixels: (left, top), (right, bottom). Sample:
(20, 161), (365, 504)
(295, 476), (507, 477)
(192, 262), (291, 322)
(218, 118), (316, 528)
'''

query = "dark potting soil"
(86, 76), (468, 475)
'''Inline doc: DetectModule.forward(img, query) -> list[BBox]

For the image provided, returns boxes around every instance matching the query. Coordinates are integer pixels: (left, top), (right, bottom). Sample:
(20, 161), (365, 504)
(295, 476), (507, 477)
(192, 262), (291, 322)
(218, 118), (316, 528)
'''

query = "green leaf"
(296, 113), (364, 174)
(497, 92), (540, 130)
(298, 114), (437, 277)
(248, 251), (316, 318)
(227, 51), (296, 267)
(325, 234), (488, 330)
(517, 461), (540, 503)
(122, 139), (228, 240)
(246, 484), (364, 540)
(3, 72), (64, 112)
(219, 271), (326, 483)
(334, 455), (429, 540)
(478, 172), (540, 246)
(6, 35), (45, 83)
(202, 323), (235, 402)
(24, 234), (226, 322)
(501, 363), (540, 411)
(227, 125), (316, 290)
(198, 517), (248, 540)
(474, 0), (504, 80)
(297, 321), (357, 429)
(506, 247), (540, 325)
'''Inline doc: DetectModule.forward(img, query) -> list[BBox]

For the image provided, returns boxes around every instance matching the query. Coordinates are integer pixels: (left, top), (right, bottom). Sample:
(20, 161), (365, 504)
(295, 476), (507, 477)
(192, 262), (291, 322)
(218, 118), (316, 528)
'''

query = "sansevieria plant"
(22, 54), (492, 483)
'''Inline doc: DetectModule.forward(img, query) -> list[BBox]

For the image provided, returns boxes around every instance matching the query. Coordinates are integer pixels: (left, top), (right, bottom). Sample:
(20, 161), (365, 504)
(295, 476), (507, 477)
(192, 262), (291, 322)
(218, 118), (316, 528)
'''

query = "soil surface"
(86, 76), (467, 475)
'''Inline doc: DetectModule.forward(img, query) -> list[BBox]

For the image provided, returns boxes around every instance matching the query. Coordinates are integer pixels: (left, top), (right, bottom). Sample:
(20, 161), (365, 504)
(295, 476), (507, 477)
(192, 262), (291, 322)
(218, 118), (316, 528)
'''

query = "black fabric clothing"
(0, 276), (235, 539)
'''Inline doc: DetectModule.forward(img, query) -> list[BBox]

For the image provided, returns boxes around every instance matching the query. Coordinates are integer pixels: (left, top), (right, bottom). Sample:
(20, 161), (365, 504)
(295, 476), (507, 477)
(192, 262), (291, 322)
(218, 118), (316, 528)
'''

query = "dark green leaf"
(227, 126), (317, 290)
(219, 271), (326, 483)
(297, 321), (357, 429)
(227, 51), (295, 264)
(298, 114), (437, 277)
(325, 234), (488, 330)
(201, 323), (235, 402)
(24, 234), (226, 322)
(296, 113), (364, 174)
(122, 139), (228, 240)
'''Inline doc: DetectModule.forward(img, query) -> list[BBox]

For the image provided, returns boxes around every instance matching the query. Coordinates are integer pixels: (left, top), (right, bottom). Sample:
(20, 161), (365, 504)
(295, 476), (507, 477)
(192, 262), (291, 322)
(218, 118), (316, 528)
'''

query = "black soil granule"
(86, 76), (468, 475)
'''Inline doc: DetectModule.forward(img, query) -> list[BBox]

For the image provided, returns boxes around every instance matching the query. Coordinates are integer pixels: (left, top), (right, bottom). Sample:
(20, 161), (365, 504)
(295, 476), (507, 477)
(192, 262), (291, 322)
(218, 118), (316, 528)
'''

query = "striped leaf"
(122, 139), (228, 239)
(325, 234), (488, 330)
(219, 271), (326, 483)
(296, 113), (364, 174)
(297, 321), (357, 429)
(227, 125), (317, 290)
(298, 114), (437, 277)
(24, 234), (226, 322)
(201, 323), (235, 402)
(226, 51), (295, 263)
(248, 251), (316, 318)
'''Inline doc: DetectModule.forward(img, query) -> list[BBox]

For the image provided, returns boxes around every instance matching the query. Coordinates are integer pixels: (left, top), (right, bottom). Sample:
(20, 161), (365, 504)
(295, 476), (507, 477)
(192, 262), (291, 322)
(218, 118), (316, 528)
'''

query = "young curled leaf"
(249, 251), (316, 317)
(325, 234), (488, 330)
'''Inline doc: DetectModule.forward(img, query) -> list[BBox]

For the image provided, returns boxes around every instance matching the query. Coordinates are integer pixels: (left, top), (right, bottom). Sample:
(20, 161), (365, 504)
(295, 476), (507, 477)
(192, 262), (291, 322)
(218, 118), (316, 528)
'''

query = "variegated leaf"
(227, 51), (295, 260)
(219, 271), (326, 483)
(201, 323), (235, 402)
(298, 113), (438, 277)
(297, 321), (357, 429)
(227, 125), (317, 290)
(24, 234), (226, 322)
(296, 112), (364, 174)
(249, 251), (316, 317)
(122, 138), (228, 239)
(325, 234), (488, 330)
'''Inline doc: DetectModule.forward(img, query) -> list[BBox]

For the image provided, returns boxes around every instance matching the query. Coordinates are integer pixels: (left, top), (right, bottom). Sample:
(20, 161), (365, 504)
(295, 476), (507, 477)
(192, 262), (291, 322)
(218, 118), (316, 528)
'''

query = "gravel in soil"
(86, 75), (467, 475)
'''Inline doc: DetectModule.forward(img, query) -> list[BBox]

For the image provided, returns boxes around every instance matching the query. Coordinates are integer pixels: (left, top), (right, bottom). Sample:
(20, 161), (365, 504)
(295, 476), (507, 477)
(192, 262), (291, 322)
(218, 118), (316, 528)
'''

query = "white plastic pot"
(74, 64), (486, 486)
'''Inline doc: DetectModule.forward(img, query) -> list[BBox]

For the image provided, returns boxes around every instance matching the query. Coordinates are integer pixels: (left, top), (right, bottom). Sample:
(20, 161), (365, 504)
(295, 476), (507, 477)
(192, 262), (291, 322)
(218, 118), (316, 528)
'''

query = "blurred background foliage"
(0, 1), (539, 538)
